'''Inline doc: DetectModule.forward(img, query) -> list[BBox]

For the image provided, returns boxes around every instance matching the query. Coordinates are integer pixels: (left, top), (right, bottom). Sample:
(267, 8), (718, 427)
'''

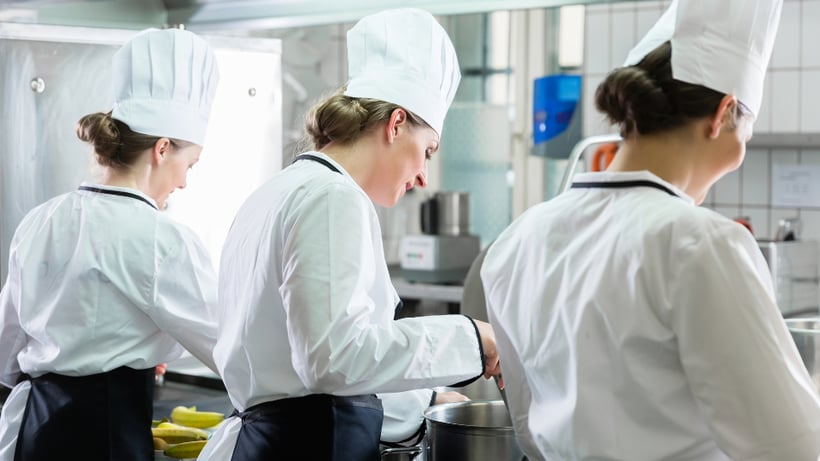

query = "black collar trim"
(571, 179), (679, 198)
(77, 185), (158, 210)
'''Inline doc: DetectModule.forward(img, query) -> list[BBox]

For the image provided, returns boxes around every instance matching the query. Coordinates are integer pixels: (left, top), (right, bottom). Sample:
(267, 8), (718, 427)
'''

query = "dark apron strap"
(230, 394), (383, 461)
(14, 366), (155, 461)
(293, 154), (342, 174)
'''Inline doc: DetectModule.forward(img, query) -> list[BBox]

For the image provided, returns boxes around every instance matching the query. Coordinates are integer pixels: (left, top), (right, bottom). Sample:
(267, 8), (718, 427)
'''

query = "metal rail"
(558, 133), (622, 193)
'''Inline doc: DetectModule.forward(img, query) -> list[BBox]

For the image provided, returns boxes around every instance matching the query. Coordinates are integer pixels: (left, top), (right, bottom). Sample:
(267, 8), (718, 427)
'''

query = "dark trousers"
(14, 366), (155, 461)
(231, 393), (384, 461)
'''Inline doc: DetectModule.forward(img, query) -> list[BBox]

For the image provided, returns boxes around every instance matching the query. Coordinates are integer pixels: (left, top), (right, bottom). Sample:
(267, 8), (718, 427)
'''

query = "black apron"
(230, 394), (384, 461)
(229, 153), (385, 461)
(14, 366), (156, 461)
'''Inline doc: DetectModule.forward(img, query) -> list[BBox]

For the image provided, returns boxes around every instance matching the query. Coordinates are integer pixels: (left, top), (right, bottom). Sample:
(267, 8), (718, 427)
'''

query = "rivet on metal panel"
(30, 77), (45, 93)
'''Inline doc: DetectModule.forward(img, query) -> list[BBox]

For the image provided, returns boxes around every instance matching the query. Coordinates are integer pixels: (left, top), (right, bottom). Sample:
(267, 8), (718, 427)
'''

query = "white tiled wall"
(582, 0), (820, 242)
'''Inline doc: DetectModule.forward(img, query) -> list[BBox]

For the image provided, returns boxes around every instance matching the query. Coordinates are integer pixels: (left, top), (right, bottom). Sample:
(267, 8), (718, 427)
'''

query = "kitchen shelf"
(747, 133), (820, 149)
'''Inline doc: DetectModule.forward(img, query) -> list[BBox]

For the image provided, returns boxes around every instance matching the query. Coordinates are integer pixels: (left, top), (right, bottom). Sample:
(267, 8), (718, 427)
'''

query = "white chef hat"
(624, 0), (782, 118)
(344, 8), (461, 136)
(111, 28), (220, 146)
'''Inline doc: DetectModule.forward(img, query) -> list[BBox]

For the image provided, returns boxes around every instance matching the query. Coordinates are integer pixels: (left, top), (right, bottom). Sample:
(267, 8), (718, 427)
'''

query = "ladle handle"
(494, 374), (509, 410)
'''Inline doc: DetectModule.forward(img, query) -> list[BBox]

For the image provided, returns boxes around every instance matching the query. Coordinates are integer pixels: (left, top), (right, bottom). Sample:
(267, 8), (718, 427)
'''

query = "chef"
(481, 1), (820, 460)
(0, 28), (221, 461)
(198, 8), (500, 461)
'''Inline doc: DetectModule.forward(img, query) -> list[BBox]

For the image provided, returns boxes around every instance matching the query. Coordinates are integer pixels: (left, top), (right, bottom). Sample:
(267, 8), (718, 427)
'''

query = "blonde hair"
(77, 111), (192, 169)
(303, 88), (429, 151)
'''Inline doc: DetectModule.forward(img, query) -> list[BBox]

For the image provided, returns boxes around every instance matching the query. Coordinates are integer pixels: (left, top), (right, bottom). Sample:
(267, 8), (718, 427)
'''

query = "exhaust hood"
(1, 0), (638, 31)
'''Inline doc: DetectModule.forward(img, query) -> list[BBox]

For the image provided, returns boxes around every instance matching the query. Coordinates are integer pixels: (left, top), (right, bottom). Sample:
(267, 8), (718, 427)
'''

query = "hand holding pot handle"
(473, 319), (503, 385)
(434, 391), (470, 404)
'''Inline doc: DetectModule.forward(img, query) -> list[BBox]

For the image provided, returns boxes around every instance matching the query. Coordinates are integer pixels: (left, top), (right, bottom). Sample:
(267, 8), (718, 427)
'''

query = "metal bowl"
(785, 317), (820, 393)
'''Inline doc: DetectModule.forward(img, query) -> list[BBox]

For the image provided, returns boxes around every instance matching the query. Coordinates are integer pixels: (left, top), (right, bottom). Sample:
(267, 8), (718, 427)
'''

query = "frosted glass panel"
(440, 103), (512, 247)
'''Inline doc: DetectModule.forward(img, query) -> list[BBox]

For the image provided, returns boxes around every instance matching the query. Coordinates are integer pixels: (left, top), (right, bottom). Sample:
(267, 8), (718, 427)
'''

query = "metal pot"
(785, 317), (820, 393)
(420, 191), (471, 236)
(423, 400), (524, 461)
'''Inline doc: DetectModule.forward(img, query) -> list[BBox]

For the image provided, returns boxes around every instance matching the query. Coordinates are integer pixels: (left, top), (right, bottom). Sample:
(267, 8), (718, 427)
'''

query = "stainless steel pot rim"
(423, 399), (504, 412)
(423, 399), (516, 430)
(785, 317), (820, 333)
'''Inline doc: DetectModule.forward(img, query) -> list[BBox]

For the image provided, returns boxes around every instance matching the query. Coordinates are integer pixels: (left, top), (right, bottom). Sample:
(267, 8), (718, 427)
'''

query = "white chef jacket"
(482, 171), (820, 461)
(199, 152), (483, 460)
(0, 183), (219, 460)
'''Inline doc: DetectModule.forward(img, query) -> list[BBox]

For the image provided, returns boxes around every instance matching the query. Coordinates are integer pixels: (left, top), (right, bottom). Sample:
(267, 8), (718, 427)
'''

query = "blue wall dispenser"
(532, 74), (582, 158)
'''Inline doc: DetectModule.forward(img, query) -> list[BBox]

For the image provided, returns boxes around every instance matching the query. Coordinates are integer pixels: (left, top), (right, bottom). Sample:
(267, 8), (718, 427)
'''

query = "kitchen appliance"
(423, 400), (524, 461)
(399, 191), (480, 283)
(757, 239), (820, 317)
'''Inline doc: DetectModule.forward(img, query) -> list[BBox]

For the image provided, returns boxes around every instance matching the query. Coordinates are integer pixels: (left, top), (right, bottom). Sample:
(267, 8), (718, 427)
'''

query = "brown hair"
(303, 88), (429, 151)
(595, 41), (750, 139)
(76, 111), (161, 169)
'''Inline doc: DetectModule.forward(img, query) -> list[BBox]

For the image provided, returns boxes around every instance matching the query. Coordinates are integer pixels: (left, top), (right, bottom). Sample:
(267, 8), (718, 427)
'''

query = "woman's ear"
(385, 108), (408, 144)
(152, 138), (171, 163)
(708, 95), (737, 140)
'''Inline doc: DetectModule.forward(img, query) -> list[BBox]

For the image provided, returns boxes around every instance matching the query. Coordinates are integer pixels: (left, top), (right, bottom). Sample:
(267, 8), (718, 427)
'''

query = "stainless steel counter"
(153, 378), (233, 421)
(392, 277), (463, 304)
(389, 265), (465, 304)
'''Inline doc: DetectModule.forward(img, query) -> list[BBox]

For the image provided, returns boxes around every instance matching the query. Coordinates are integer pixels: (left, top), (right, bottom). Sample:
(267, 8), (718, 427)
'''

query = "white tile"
(582, 74), (615, 136)
(803, 1), (820, 68)
(713, 169), (741, 205)
(585, 12), (611, 74)
(741, 207), (770, 239)
(769, 1), (800, 69)
(586, 4), (610, 14)
(610, 2), (639, 11)
(714, 206), (741, 220)
(741, 149), (770, 206)
(636, 7), (663, 41)
(773, 149), (800, 165)
(801, 210), (820, 242)
(802, 149), (820, 165)
(635, 1), (663, 9)
(770, 71), (801, 132)
(754, 71), (773, 134)
(703, 187), (715, 208)
(801, 70), (820, 133)
(610, 9), (636, 67)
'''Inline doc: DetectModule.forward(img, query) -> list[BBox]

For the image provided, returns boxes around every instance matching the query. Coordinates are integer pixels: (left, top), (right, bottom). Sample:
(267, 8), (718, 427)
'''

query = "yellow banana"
(151, 417), (169, 428)
(151, 422), (208, 444)
(170, 405), (225, 429)
(153, 437), (170, 451)
(158, 421), (210, 439)
(164, 440), (208, 459)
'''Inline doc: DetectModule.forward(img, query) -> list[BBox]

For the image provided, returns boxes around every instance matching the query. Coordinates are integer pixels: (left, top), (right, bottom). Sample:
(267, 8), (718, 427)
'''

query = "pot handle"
(380, 445), (422, 459)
